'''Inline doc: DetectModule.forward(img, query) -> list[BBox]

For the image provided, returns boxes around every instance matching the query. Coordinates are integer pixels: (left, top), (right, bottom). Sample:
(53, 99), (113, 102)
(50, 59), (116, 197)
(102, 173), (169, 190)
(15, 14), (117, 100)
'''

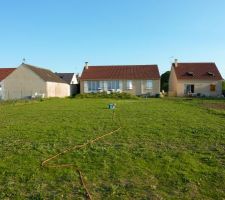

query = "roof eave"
(80, 77), (160, 80)
(177, 78), (223, 81)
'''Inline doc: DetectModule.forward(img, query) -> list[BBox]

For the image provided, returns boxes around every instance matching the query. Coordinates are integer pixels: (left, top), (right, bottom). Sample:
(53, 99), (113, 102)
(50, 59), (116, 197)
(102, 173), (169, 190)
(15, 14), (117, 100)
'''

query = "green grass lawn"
(0, 98), (225, 199)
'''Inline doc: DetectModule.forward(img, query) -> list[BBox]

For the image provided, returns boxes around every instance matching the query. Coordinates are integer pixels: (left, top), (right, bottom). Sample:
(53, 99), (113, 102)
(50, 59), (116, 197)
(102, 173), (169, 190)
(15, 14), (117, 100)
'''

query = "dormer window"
(208, 72), (215, 76)
(186, 72), (194, 76)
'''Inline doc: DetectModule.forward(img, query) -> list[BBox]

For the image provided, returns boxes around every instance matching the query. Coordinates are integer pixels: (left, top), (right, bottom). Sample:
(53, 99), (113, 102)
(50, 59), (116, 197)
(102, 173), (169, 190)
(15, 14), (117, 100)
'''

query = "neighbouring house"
(55, 72), (79, 96)
(2, 63), (70, 100)
(0, 68), (16, 99)
(168, 60), (223, 97)
(80, 62), (160, 96)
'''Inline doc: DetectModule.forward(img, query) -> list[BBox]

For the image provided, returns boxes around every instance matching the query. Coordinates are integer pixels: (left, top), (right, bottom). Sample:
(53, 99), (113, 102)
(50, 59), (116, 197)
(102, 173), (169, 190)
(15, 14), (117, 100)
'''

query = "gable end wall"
(2, 65), (46, 100)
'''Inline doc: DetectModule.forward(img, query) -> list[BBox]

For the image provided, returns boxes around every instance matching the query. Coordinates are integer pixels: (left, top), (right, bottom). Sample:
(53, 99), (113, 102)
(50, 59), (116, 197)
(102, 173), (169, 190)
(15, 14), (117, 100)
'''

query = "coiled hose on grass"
(41, 109), (121, 199)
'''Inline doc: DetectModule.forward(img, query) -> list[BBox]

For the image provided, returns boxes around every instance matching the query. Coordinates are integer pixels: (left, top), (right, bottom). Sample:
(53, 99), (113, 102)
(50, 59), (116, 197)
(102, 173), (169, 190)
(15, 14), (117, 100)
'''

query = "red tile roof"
(80, 65), (160, 80)
(0, 68), (16, 81)
(173, 63), (223, 80)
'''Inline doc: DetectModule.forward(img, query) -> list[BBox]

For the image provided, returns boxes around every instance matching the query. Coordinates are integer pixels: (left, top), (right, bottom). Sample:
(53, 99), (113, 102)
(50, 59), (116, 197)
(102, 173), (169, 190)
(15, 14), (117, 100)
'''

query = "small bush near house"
(75, 92), (139, 99)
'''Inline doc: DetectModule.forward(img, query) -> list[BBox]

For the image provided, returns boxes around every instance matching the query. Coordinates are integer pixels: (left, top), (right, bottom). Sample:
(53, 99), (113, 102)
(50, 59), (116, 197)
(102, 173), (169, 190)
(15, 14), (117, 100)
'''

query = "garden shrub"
(75, 92), (139, 99)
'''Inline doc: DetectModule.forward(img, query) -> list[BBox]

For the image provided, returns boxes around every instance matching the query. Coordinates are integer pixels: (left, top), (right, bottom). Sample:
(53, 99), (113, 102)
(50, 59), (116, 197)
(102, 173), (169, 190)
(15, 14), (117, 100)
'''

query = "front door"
(185, 84), (194, 94)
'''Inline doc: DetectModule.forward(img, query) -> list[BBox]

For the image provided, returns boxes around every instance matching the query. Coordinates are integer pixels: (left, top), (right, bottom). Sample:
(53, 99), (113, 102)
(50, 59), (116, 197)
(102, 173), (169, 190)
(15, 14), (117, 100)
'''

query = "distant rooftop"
(55, 73), (75, 84)
(0, 68), (16, 81)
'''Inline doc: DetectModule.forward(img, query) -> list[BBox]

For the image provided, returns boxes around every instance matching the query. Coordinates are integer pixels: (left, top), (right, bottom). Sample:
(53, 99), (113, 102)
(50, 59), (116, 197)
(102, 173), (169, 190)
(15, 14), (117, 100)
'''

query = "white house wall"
(46, 82), (70, 98)
(176, 80), (222, 97)
(3, 65), (46, 100)
(168, 67), (178, 96)
(81, 79), (160, 95)
(0, 81), (2, 100)
(70, 74), (78, 84)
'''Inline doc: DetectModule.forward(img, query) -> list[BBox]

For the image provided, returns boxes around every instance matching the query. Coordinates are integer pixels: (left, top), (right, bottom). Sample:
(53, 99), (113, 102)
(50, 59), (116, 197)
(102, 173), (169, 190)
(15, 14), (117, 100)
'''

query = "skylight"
(207, 72), (215, 76)
(186, 72), (194, 76)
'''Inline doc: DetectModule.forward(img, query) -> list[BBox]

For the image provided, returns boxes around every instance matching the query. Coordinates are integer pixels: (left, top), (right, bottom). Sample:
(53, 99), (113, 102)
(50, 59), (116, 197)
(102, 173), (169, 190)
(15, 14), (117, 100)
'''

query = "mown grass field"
(0, 98), (225, 199)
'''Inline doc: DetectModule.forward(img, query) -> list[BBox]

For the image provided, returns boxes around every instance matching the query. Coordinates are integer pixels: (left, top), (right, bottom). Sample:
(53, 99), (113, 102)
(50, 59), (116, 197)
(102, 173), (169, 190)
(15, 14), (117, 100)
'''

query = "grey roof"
(55, 73), (75, 84)
(22, 63), (67, 83)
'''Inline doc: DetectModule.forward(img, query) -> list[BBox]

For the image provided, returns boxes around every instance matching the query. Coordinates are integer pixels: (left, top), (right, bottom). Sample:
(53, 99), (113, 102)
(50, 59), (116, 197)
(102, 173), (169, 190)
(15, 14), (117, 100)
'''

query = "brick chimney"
(174, 59), (178, 67)
(84, 62), (88, 70)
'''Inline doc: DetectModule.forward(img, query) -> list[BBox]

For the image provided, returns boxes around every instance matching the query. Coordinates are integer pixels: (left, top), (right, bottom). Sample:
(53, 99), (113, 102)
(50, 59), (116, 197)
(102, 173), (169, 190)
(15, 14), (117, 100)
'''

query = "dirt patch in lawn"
(202, 103), (225, 110)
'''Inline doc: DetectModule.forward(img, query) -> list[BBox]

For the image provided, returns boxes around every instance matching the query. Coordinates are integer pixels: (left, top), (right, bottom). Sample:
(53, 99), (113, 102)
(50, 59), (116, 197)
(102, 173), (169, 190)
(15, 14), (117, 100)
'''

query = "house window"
(88, 81), (100, 92)
(146, 80), (153, 89)
(127, 80), (133, 89)
(107, 80), (119, 90)
(210, 84), (216, 92)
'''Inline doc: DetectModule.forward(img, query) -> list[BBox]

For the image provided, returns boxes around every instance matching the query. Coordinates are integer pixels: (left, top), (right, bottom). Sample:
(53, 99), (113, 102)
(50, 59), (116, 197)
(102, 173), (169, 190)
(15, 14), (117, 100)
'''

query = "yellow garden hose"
(41, 109), (121, 199)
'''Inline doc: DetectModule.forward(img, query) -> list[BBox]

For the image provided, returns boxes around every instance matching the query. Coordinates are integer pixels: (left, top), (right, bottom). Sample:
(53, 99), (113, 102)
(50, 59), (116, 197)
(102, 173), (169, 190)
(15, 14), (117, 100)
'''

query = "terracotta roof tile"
(80, 65), (160, 80)
(173, 63), (223, 80)
(0, 68), (16, 81)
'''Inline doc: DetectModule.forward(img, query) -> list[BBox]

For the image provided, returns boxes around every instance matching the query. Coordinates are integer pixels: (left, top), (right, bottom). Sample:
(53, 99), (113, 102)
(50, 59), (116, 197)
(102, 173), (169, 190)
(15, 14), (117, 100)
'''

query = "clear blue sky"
(0, 0), (225, 77)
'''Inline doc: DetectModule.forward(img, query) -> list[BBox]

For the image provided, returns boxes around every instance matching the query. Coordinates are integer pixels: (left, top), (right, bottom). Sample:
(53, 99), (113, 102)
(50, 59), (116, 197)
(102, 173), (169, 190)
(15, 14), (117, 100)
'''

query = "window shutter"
(210, 84), (216, 92)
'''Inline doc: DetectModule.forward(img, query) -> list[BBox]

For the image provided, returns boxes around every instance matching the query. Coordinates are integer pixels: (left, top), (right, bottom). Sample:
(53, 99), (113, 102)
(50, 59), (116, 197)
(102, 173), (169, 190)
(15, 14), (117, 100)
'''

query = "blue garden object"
(108, 103), (116, 110)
